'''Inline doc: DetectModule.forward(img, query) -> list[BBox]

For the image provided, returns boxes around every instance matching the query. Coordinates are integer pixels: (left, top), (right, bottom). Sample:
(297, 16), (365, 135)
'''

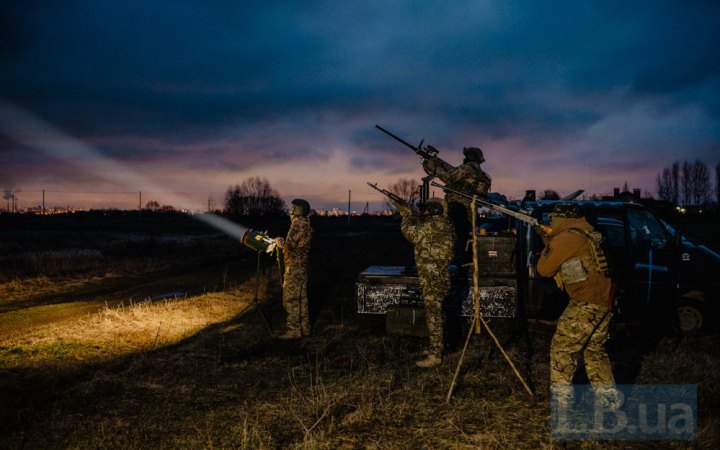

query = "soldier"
(535, 204), (618, 408)
(423, 147), (491, 267)
(275, 198), (313, 339)
(394, 196), (455, 368)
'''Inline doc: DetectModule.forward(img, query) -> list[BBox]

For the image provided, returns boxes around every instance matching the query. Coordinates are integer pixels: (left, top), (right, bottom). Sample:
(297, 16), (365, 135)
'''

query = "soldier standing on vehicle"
(423, 147), (491, 267)
(535, 204), (618, 408)
(394, 196), (455, 368)
(275, 199), (313, 339)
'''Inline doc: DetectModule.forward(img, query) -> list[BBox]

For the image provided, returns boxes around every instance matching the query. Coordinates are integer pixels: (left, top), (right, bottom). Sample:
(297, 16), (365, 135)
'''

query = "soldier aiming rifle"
(368, 182), (455, 368)
(375, 125), (491, 268)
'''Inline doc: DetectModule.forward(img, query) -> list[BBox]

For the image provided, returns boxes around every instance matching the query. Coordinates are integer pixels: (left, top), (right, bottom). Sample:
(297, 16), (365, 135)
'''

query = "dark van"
(356, 201), (720, 334)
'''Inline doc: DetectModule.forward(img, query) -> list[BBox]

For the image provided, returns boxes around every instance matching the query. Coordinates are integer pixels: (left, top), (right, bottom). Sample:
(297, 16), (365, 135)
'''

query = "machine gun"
(367, 182), (418, 216)
(430, 181), (540, 227)
(375, 124), (440, 162)
(375, 125), (454, 203)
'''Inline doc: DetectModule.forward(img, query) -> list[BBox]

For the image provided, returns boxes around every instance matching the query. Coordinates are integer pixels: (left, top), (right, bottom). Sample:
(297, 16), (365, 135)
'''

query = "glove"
(533, 224), (552, 236)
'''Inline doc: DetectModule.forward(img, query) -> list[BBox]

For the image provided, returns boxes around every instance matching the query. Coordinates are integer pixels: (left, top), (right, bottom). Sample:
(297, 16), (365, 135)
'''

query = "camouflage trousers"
(282, 265), (310, 336)
(550, 300), (615, 388)
(418, 263), (450, 358)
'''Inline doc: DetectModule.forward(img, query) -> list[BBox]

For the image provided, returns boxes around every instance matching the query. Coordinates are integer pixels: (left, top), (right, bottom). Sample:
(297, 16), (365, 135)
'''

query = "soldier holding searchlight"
(274, 199), (313, 339)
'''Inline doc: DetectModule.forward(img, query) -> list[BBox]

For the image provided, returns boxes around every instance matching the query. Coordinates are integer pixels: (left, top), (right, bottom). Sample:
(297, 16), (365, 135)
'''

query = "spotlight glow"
(0, 100), (250, 239)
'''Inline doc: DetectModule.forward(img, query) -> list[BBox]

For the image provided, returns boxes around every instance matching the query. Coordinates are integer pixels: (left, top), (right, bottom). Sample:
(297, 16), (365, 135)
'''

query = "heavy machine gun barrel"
(374, 124), (439, 161)
(430, 181), (539, 226)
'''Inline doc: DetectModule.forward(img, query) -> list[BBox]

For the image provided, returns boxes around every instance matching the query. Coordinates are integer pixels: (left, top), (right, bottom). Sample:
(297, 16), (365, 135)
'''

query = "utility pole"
(347, 190), (351, 223)
(42, 189), (45, 214)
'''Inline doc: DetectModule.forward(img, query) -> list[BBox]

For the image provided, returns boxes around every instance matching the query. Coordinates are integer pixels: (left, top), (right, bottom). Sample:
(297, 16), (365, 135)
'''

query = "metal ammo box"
(356, 235), (519, 335)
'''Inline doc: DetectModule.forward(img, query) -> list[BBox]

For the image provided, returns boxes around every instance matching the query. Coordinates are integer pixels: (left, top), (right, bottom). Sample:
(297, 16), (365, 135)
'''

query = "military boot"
(416, 354), (441, 368)
(277, 329), (301, 340)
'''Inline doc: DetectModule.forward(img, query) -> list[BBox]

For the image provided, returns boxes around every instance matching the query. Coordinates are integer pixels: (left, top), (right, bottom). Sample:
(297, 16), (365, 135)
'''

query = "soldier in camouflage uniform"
(536, 204), (617, 407)
(394, 197), (455, 368)
(275, 199), (313, 340)
(423, 147), (491, 267)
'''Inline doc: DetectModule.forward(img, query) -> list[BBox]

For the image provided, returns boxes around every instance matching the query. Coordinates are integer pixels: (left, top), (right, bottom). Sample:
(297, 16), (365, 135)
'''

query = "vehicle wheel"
(673, 299), (705, 335)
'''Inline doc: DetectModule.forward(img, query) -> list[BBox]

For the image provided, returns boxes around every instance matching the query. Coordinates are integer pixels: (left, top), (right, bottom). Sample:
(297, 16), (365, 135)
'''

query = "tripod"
(446, 197), (534, 402)
(247, 249), (274, 338)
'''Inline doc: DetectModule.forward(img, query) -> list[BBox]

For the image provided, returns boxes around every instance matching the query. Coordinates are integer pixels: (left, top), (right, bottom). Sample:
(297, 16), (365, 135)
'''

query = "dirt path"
(0, 255), (259, 338)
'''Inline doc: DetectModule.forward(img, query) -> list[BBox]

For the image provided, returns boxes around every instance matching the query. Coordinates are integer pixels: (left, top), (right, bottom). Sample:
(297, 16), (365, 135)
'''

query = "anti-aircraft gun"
(375, 125), (454, 205)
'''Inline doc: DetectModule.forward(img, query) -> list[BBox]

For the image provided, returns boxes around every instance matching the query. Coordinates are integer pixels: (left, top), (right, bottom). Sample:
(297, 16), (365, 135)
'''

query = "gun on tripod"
(367, 182), (418, 216)
(430, 181), (540, 226)
(375, 125), (454, 203)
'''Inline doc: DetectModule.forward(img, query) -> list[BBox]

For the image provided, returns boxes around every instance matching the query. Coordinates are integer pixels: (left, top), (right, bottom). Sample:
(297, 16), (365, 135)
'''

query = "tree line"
(224, 177), (286, 217)
(217, 159), (720, 219)
(656, 160), (719, 207)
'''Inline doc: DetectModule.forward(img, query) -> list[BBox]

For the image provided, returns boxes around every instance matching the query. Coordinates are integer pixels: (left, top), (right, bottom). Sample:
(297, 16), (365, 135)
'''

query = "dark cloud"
(1, 0), (718, 208)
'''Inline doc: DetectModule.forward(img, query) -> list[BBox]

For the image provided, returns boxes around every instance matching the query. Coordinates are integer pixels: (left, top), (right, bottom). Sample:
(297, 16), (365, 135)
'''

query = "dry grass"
(0, 271), (274, 372)
(1, 216), (718, 449)
(2, 295), (718, 449)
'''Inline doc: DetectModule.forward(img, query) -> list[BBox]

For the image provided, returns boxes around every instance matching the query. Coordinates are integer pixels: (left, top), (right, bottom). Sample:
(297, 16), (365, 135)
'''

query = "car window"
(596, 217), (625, 247)
(627, 209), (668, 249)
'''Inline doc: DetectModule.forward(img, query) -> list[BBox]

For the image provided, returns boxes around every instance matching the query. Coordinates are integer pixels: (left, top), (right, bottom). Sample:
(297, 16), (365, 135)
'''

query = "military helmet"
(425, 197), (447, 216)
(463, 147), (485, 163)
(550, 203), (583, 218)
(290, 198), (310, 217)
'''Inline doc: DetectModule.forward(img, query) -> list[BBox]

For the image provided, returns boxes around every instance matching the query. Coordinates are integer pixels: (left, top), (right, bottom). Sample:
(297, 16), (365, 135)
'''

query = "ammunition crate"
(356, 265), (517, 318)
(476, 236), (517, 276)
(385, 305), (428, 336)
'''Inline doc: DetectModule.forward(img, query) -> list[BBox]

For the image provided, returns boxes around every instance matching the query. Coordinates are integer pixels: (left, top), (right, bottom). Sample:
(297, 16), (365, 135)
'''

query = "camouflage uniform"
(399, 199), (455, 364)
(426, 148), (491, 266)
(536, 205), (616, 404)
(279, 214), (313, 337)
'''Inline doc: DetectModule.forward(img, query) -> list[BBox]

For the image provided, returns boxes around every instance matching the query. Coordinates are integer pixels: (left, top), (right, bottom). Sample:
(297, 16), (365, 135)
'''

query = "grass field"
(1, 212), (718, 449)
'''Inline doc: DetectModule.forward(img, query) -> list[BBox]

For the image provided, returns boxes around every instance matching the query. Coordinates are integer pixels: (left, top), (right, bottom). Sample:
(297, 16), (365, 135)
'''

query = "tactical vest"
(554, 228), (611, 289)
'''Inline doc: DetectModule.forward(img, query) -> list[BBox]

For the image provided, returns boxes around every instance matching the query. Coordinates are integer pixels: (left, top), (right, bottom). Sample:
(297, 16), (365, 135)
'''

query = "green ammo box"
(385, 305), (428, 337)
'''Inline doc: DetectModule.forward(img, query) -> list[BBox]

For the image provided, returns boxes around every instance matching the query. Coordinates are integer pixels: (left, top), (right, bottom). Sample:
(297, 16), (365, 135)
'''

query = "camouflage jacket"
(536, 217), (612, 309)
(401, 214), (455, 268)
(282, 216), (312, 267)
(436, 161), (491, 202)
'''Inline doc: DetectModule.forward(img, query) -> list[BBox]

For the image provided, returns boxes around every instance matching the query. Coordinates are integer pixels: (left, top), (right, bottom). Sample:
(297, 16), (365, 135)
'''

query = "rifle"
(367, 182), (417, 216)
(430, 181), (540, 226)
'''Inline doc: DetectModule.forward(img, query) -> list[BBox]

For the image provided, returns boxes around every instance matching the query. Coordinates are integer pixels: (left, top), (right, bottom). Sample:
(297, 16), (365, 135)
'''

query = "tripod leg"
(446, 316), (479, 404)
(252, 251), (274, 338)
(253, 298), (274, 338)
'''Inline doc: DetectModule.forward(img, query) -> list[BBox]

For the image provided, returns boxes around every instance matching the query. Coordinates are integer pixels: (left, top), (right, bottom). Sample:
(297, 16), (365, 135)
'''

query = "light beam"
(0, 99), (250, 239)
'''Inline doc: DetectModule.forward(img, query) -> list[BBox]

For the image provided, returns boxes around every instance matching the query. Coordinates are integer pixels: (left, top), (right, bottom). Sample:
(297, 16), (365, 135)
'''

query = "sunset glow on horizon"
(2, 2), (718, 212)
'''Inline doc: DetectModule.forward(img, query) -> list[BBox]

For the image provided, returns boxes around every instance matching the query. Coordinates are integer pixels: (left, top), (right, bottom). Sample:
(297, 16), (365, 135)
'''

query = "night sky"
(1, 1), (719, 211)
